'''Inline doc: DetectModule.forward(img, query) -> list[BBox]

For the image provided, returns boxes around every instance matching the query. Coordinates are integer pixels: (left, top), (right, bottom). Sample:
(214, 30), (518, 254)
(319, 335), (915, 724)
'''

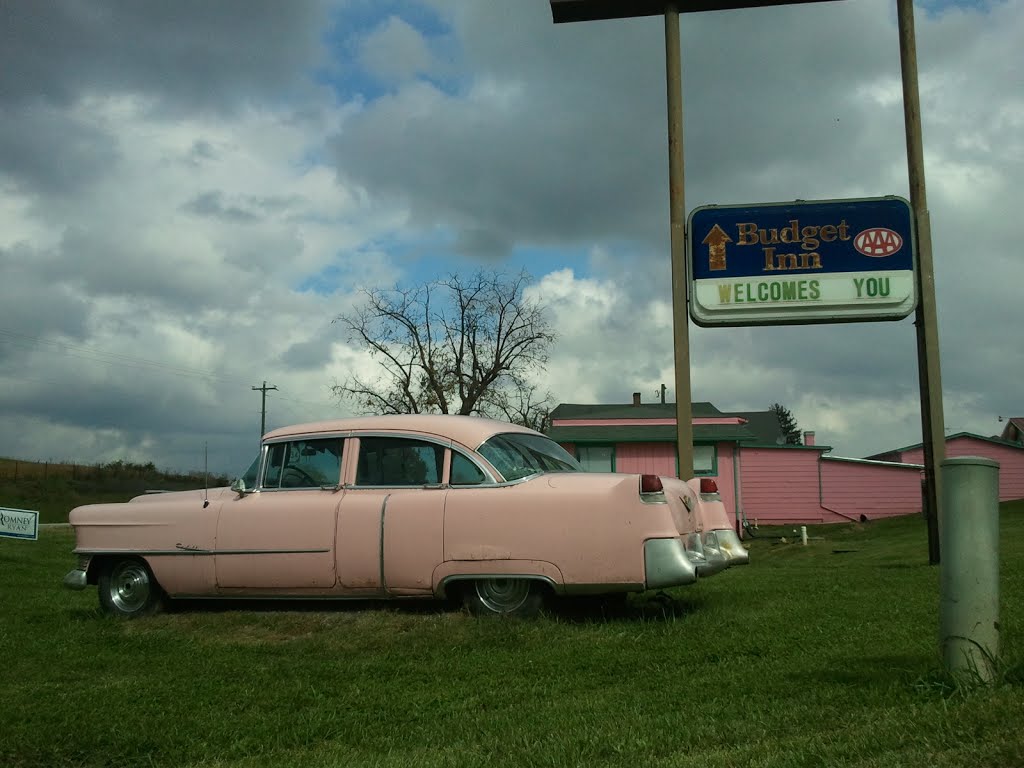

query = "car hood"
(68, 487), (228, 527)
(127, 487), (231, 505)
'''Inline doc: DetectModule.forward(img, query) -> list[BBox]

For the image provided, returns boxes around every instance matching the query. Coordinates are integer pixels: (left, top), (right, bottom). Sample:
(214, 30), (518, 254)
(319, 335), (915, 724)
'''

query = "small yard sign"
(687, 196), (916, 326)
(0, 507), (39, 540)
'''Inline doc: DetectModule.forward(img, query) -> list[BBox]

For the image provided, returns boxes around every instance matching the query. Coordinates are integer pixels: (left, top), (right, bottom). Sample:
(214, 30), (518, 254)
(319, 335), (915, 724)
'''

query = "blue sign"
(687, 196), (916, 326)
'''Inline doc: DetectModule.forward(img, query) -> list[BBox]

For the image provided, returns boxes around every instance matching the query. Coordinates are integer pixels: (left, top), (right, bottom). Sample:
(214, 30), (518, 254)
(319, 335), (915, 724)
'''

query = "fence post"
(939, 456), (1000, 682)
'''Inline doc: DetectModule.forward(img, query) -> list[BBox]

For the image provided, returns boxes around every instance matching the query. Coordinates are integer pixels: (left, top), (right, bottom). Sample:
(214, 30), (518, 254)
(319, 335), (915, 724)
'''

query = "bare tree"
(333, 270), (557, 428)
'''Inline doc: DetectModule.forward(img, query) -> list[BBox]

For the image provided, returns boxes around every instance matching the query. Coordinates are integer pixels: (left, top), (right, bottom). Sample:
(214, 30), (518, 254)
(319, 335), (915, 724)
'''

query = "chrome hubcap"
(474, 579), (531, 613)
(109, 562), (151, 612)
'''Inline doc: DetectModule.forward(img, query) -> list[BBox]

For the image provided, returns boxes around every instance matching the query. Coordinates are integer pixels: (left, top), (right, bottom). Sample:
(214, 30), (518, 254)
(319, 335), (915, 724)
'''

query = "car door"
(215, 436), (344, 590)
(335, 435), (447, 595)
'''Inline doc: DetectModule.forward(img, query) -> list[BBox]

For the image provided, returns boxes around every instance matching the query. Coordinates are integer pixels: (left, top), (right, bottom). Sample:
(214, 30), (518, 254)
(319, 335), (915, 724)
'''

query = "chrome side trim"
(343, 483), (449, 490)
(379, 494), (391, 592)
(437, 573), (559, 599)
(171, 594), (398, 601)
(258, 486), (342, 494)
(73, 547), (331, 557)
(263, 430), (354, 445)
(644, 538), (699, 589)
(346, 475), (536, 490)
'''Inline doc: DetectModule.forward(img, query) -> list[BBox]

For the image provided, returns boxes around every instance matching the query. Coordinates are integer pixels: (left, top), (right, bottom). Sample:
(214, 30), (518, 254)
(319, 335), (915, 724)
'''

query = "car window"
(355, 437), (444, 486)
(239, 454), (260, 489)
(262, 438), (343, 489)
(477, 432), (583, 482)
(450, 452), (488, 486)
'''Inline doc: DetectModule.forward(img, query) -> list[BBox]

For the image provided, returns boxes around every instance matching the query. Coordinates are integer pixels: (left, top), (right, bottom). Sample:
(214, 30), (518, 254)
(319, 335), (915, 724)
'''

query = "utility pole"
(663, 6), (694, 480)
(897, 0), (945, 565)
(251, 381), (278, 439)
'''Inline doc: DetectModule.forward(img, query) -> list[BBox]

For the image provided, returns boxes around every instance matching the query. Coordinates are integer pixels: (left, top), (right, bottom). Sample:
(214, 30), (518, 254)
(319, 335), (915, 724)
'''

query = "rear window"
(477, 433), (583, 482)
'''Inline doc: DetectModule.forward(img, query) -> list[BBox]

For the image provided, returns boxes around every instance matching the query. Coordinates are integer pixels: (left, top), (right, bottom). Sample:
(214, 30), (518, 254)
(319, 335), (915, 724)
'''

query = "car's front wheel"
(98, 557), (164, 618)
(463, 578), (545, 618)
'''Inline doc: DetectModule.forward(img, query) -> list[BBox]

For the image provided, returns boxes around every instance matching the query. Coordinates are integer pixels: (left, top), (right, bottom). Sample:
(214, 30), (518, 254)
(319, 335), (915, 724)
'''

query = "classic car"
(63, 414), (748, 617)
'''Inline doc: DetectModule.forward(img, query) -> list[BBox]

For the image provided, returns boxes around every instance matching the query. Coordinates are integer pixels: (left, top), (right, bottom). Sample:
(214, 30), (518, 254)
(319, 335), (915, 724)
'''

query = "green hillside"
(0, 458), (231, 524)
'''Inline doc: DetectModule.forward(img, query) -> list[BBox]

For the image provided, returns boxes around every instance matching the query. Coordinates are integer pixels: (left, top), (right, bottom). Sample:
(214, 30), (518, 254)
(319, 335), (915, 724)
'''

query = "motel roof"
(547, 401), (788, 445)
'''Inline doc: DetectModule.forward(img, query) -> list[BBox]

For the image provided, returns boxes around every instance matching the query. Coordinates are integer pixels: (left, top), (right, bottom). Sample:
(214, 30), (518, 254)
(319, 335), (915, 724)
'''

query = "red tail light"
(640, 474), (664, 493)
(700, 478), (719, 494)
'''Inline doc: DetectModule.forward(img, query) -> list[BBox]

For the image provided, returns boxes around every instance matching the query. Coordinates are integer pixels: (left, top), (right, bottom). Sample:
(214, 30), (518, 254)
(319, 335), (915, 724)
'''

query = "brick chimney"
(632, 392), (642, 406)
(803, 431), (815, 446)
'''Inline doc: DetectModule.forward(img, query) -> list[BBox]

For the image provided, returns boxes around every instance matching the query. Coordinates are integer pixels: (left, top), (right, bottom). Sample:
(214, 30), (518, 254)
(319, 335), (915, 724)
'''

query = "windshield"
(477, 432), (583, 482)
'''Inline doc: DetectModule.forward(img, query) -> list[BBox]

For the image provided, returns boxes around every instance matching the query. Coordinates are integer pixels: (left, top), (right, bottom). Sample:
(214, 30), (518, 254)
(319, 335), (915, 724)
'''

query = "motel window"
(577, 445), (614, 473)
(693, 444), (717, 476)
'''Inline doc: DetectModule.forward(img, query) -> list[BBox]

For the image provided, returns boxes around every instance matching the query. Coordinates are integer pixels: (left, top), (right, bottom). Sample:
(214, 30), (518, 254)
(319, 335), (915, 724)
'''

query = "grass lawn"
(1, 507), (1022, 767)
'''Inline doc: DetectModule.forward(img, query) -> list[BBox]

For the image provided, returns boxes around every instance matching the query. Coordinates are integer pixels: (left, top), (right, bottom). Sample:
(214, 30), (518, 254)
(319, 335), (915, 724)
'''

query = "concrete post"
(939, 456), (1000, 682)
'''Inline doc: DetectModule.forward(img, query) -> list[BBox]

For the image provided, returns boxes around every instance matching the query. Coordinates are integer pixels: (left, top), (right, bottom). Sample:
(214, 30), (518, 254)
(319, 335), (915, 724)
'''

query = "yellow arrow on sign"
(702, 224), (732, 271)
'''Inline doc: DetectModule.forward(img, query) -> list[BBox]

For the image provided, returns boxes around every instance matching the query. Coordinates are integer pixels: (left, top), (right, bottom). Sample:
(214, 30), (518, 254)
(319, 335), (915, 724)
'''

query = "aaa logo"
(854, 227), (903, 257)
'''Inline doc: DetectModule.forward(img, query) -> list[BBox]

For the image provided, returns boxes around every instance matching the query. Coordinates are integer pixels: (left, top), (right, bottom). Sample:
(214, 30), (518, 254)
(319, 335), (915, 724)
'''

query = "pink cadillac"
(63, 415), (748, 617)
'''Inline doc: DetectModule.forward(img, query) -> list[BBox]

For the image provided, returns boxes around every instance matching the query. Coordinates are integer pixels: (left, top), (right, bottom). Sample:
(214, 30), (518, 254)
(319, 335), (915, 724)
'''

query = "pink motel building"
(547, 397), (1024, 531)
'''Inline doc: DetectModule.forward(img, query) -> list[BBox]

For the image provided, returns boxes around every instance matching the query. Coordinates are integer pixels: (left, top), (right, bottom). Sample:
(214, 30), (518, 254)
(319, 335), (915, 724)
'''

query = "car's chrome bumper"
(644, 530), (750, 589)
(683, 531), (730, 577)
(714, 528), (750, 566)
(63, 555), (91, 590)
(644, 538), (699, 589)
(63, 568), (88, 590)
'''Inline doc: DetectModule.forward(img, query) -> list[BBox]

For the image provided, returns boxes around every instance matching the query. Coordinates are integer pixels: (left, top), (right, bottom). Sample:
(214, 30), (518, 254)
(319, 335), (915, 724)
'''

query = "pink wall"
(614, 442), (677, 477)
(820, 459), (923, 521)
(560, 441), (739, 528)
(714, 443), (738, 530)
(602, 441), (739, 530)
(606, 438), (737, 524)
(560, 433), (1024, 528)
(740, 447), (827, 524)
(900, 436), (1024, 502)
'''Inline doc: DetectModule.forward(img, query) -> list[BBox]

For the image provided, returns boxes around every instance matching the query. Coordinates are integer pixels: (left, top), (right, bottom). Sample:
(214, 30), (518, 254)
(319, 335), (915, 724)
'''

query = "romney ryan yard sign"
(686, 196), (916, 326)
(0, 507), (39, 541)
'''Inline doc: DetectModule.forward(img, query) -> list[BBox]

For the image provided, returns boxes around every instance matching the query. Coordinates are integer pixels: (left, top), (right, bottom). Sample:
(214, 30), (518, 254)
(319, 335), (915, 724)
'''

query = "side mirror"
(230, 478), (248, 496)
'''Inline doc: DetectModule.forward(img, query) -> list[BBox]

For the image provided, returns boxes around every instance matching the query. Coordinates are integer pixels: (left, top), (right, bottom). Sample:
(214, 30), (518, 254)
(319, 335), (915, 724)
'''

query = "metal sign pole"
(897, 0), (944, 565)
(665, 6), (695, 478)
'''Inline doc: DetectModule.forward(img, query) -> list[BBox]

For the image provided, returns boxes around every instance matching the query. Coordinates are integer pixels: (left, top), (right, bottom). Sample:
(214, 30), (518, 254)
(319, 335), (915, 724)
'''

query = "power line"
(0, 328), (246, 386)
(0, 327), (343, 426)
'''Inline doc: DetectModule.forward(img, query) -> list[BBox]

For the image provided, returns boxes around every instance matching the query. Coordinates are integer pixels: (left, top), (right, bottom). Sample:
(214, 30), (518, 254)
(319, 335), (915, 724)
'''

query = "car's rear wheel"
(98, 557), (163, 618)
(463, 578), (545, 618)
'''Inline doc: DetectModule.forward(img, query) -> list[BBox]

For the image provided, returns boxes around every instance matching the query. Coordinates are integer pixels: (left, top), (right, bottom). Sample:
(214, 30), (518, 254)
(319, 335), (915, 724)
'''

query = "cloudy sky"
(1, 0), (1020, 475)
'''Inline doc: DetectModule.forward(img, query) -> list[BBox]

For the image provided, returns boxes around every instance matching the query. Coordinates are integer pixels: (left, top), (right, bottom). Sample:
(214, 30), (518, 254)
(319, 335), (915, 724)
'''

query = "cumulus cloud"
(0, 0), (1020, 475)
(358, 16), (436, 81)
